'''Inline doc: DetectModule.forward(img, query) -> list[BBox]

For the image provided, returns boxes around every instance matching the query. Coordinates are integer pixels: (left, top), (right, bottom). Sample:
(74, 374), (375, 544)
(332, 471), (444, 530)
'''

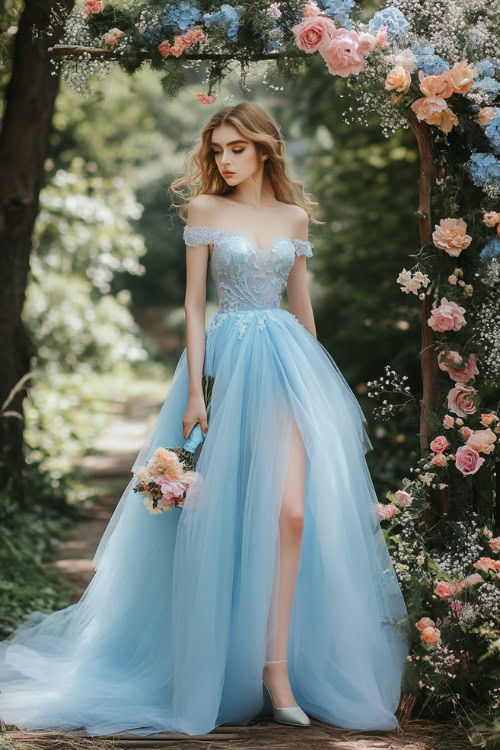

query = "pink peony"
(438, 351), (479, 383)
(434, 581), (454, 600)
(428, 297), (466, 332)
(291, 15), (336, 53)
(430, 435), (449, 453)
(455, 445), (485, 476)
(447, 383), (477, 418)
(395, 489), (413, 507)
(318, 28), (366, 77)
(432, 218), (472, 257)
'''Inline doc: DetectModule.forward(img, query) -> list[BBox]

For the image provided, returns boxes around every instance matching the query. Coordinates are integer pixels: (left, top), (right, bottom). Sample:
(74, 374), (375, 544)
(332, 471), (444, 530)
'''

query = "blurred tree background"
(0, 11), (423, 633)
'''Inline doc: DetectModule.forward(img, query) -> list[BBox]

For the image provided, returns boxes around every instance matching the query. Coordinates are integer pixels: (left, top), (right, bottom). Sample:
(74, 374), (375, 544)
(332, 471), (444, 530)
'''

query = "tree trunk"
(0, 0), (75, 506)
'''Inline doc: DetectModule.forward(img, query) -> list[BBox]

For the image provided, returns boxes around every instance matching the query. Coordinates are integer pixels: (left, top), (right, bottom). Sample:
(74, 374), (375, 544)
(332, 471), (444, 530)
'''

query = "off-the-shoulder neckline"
(183, 224), (312, 255)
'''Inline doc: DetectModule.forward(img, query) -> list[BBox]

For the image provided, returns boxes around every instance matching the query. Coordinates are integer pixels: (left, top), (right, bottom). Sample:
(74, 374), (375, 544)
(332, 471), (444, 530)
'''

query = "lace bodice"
(183, 225), (313, 313)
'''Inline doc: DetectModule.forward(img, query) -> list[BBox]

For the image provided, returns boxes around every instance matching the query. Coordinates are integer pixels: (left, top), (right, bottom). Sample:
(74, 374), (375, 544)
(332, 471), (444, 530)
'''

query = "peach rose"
(385, 65), (411, 93)
(430, 435), (449, 453)
(418, 69), (454, 99)
(480, 412), (497, 426)
(375, 29), (388, 49)
(431, 452), (447, 467)
(432, 218), (472, 256)
(291, 15), (336, 53)
(443, 415), (455, 429)
(455, 444), (485, 476)
(438, 351), (479, 383)
(428, 297), (466, 332)
(411, 97), (459, 132)
(473, 557), (496, 573)
(415, 616), (435, 631)
(489, 537), (500, 554)
(318, 28), (366, 77)
(103, 27), (124, 45)
(421, 626), (441, 645)
(466, 427), (497, 455)
(434, 581), (454, 599)
(447, 384), (477, 418)
(447, 60), (475, 95)
(483, 211), (500, 227)
(478, 107), (495, 126)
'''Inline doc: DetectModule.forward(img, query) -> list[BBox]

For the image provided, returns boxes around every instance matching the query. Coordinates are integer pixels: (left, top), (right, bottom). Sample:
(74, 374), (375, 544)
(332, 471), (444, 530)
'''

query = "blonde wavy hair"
(169, 102), (323, 224)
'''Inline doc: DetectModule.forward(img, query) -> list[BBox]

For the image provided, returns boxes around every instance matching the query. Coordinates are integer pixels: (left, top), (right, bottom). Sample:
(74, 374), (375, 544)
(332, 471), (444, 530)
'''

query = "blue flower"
(368, 7), (409, 41)
(142, 25), (164, 47)
(485, 115), (500, 155)
(417, 55), (450, 77)
(266, 40), (278, 53)
(162, 2), (201, 33)
(479, 238), (500, 260)
(203, 4), (240, 42)
(471, 76), (500, 102)
(474, 59), (496, 79)
(467, 153), (500, 187)
(320, 0), (355, 30)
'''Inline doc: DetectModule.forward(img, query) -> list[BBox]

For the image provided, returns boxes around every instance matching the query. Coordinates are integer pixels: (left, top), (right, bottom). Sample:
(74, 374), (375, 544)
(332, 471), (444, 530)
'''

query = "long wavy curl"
(169, 102), (323, 225)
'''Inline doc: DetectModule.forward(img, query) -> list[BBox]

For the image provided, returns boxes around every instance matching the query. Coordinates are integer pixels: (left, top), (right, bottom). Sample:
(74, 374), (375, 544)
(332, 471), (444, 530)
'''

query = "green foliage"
(160, 59), (186, 98)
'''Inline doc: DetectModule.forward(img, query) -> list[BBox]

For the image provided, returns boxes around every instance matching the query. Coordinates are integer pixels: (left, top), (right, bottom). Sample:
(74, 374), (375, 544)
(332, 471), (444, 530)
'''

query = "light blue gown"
(0, 225), (409, 737)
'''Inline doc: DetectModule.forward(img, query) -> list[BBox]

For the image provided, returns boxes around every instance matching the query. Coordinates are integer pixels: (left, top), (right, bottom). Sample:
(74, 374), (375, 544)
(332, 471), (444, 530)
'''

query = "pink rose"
(375, 29), (388, 48)
(196, 93), (218, 105)
(450, 600), (463, 614)
(374, 502), (400, 520)
(430, 435), (449, 453)
(421, 626), (441, 646)
(438, 351), (479, 383)
(447, 384), (477, 418)
(84, 0), (102, 15)
(432, 218), (472, 257)
(431, 452), (447, 467)
(318, 28), (366, 77)
(291, 15), (336, 53)
(415, 616), (435, 631)
(428, 297), (466, 332)
(460, 426), (474, 440)
(473, 557), (496, 573)
(103, 27), (124, 45)
(411, 97), (458, 133)
(480, 412), (497, 426)
(434, 581), (454, 599)
(443, 415), (455, 429)
(489, 537), (500, 554)
(455, 444), (485, 476)
(464, 573), (483, 586)
(395, 489), (413, 507)
(357, 31), (377, 58)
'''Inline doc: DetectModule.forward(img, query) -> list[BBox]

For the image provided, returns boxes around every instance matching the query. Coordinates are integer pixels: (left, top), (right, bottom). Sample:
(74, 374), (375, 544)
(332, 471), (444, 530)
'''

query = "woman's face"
(210, 123), (267, 186)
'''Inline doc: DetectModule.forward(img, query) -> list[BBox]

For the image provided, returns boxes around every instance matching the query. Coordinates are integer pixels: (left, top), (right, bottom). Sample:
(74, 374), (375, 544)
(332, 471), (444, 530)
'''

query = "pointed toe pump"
(262, 659), (311, 727)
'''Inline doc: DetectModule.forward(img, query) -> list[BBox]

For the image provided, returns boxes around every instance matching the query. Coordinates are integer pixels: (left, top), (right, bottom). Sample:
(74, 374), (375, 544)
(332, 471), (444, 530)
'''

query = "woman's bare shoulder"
(186, 194), (220, 223)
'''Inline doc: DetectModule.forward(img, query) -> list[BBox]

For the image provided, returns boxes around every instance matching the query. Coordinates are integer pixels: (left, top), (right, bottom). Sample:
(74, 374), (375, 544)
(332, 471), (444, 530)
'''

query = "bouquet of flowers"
(133, 375), (214, 514)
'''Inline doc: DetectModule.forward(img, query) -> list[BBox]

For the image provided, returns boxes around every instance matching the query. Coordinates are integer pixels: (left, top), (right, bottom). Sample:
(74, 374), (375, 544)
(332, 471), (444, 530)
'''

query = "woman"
(0, 102), (409, 738)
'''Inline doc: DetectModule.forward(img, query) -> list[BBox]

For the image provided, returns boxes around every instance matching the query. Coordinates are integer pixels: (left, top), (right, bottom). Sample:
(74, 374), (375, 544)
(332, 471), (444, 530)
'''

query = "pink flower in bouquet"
(447, 384), (477, 417)
(430, 435), (449, 453)
(428, 297), (466, 332)
(375, 29), (389, 49)
(318, 28), (366, 77)
(438, 351), (479, 383)
(196, 93), (218, 104)
(443, 414), (455, 429)
(411, 97), (458, 133)
(483, 210), (500, 227)
(156, 476), (187, 503)
(432, 218), (472, 256)
(431, 452), (447, 467)
(357, 32), (377, 57)
(448, 60), (475, 95)
(455, 445), (485, 476)
(84, 0), (102, 15)
(450, 599), (463, 615)
(473, 556), (497, 573)
(434, 581), (454, 600)
(103, 28), (124, 45)
(464, 573), (484, 586)
(418, 70), (454, 99)
(421, 626), (441, 646)
(392, 48), (416, 72)
(395, 489), (412, 507)
(489, 537), (500, 554)
(183, 26), (207, 45)
(374, 502), (399, 520)
(459, 426), (474, 440)
(291, 15), (336, 53)
(415, 616), (435, 631)
(302, 1), (321, 16)
(467, 427), (497, 455)
(385, 66), (411, 93)
(481, 412), (497, 426)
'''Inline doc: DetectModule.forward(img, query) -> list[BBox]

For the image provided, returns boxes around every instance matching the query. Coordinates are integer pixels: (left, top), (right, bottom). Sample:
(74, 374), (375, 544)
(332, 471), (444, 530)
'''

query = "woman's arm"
(183, 196), (210, 438)
(286, 207), (317, 339)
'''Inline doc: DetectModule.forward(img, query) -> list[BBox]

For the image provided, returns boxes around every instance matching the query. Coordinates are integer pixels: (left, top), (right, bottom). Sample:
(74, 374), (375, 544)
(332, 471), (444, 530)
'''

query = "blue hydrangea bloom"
(467, 153), (500, 187)
(203, 4), (240, 42)
(485, 115), (500, 155)
(320, 0), (354, 30)
(474, 59), (496, 79)
(480, 238), (500, 260)
(416, 55), (450, 76)
(142, 25), (164, 47)
(266, 40), (278, 53)
(471, 77), (500, 101)
(162, 2), (201, 33)
(368, 7), (409, 41)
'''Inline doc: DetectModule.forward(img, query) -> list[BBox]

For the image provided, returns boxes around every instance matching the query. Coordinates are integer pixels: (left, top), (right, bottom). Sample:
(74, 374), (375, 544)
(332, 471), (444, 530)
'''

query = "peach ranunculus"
(318, 28), (366, 77)
(291, 15), (336, 54)
(411, 96), (458, 133)
(430, 435), (449, 453)
(428, 297), (466, 332)
(415, 616), (435, 631)
(385, 66), (411, 93)
(421, 626), (441, 646)
(443, 414), (455, 429)
(481, 412), (497, 426)
(466, 427), (497, 455)
(418, 69), (454, 99)
(438, 351), (479, 383)
(478, 107), (495, 126)
(434, 581), (454, 599)
(103, 27), (124, 45)
(447, 384), (477, 418)
(447, 60), (475, 95)
(431, 452), (447, 467)
(432, 218), (472, 256)
(196, 93), (218, 104)
(455, 444), (485, 476)
(473, 556), (497, 573)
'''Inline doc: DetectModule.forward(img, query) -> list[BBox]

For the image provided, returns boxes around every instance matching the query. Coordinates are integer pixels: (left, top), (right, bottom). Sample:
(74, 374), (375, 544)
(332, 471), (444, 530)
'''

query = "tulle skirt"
(0, 307), (409, 736)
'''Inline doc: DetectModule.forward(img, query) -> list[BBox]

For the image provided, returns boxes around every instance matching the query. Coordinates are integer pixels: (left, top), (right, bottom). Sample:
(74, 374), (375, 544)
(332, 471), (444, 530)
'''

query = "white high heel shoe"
(262, 659), (310, 727)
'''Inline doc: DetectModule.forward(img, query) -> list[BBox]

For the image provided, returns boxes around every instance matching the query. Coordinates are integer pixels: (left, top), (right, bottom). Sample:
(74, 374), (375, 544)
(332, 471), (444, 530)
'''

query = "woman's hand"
(182, 393), (208, 440)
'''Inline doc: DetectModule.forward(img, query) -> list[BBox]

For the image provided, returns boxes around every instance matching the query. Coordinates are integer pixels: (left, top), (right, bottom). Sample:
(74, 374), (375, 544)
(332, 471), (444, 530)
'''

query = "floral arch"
(43, 0), (499, 730)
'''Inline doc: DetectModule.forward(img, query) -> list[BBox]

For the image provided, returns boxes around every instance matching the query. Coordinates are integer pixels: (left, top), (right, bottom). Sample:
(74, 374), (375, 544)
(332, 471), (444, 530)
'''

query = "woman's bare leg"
(263, 419), (306, 707)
